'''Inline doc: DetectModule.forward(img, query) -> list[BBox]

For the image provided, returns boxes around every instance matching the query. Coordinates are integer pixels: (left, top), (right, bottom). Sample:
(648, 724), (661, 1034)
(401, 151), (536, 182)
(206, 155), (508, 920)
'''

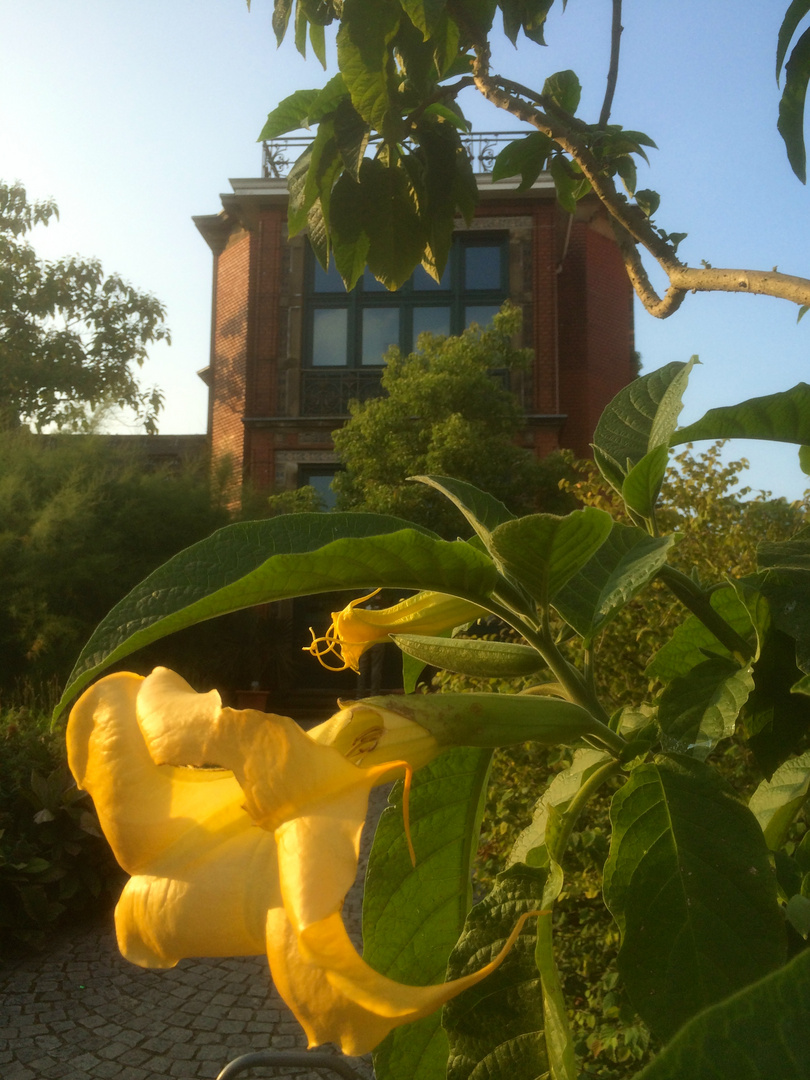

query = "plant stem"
(658, 564), (754, 661)
(536, 912), (579, 1080)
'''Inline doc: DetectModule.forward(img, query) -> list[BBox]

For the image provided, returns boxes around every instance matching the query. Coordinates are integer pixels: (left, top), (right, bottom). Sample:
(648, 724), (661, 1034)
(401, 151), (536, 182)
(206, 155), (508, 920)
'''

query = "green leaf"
(272, 0), (293, 45)
(745, 628), (810, 778)
(673, 383), (810, 447)
(603, 755), (785, 1042)
(779, 24), (810, 183)
(777, 0), (810, 77)
(391, 634), (544, 677)
(799, 444), (810, 474)
(55, 513), (499, 718)
(593, 358), (697, 495)
(259, 88), (322, 139)
(412, 474), (515, 550)
(634, 188), (660, 217)
(542, 69), (580, 113)
(357, 158), (428, 289)
(749, 749), (810, 850)
(657, 658), (753, 760)
(646, 586), (755, 683)
(337, 0), (401, 132)
(548, 155), (578, 214)
(365, 691), (607, 749)
(620, 442), (670, 519)
(490, 507), (613, 608)
(491, 131), (553, 191)
(443, 864), (550, 1080)
(616, 154), (637, 196)
(399, 0), (448, 38)
(333, 96), (371, 180)
(553, 523), (675, 646)
(634, 947), (810, 1080)
(365, 746), (492, 1080)
(508, 748), (611, 867)
(330, 170), (372, 289)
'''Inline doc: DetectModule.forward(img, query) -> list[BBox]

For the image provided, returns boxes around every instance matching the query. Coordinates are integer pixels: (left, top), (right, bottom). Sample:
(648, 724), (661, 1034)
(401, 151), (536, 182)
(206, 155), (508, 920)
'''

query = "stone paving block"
(70, 1051), (103, 1070)
(190, 1013), (220, 1031)
(97, 1039), (132, 1060)
(4, 1063), (36, 1080)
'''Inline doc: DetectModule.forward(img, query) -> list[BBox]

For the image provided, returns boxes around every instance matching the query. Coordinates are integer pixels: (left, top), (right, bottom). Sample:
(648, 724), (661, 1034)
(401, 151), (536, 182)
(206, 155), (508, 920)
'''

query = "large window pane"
(313, 261), (346, 293)
(413, 306), (451, 340)
(312, 308), (348, 365)
(412, 263), (451, 291)
(465, 245), (502, 290)
(362, 268), (388, 292)
(362, 308), (400, 364)
(465, 304), (500, 330)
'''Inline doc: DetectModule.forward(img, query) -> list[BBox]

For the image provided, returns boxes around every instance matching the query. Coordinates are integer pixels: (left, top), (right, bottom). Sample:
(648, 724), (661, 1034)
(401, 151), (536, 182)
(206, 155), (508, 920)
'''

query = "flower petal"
(266, 908), (540, 1057)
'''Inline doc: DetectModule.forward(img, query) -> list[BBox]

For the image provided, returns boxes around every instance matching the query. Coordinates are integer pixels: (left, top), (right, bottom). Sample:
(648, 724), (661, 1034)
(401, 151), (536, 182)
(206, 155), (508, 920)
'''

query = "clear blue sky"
(2, 1), (808, 497)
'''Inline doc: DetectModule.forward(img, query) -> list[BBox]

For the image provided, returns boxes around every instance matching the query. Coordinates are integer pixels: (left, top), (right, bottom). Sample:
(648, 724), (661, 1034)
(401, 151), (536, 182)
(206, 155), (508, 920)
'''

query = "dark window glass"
(313, 260), (346, 293)
(465, 244), (502, 290)
(413, 306), (452, 339)
(312, 308), (348, 365)
(300, 470), (340, 510)
(362, 308), (400, 364)
(412, 263), (451, 291)
(465, 304), (501, 329)
(362, 268), (389, 293)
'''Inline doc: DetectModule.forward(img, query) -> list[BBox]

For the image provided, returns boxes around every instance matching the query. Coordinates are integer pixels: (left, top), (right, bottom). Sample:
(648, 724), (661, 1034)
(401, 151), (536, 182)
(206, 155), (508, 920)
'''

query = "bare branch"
(599, 0), (623, 127)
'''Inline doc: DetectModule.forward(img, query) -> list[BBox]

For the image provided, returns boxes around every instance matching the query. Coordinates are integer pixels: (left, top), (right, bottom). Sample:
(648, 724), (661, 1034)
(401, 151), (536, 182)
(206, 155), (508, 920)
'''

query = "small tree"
(333, 304), (574, 534)
(0, 182), (169, 433)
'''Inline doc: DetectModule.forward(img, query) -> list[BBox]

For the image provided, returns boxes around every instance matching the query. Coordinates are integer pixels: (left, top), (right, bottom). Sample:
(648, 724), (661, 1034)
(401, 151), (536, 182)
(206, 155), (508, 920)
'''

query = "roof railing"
(261, 131), (521, 179)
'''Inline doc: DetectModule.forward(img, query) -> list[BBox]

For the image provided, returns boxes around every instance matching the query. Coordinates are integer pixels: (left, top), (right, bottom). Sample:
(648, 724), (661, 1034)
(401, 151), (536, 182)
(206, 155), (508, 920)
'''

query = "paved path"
(0, 790), (389, 1080)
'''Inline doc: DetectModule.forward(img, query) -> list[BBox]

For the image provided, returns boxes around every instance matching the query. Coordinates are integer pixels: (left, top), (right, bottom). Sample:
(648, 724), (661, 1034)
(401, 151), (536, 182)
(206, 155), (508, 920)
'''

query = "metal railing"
(262, 132), (522, 179)
(300, 369), (385, 416)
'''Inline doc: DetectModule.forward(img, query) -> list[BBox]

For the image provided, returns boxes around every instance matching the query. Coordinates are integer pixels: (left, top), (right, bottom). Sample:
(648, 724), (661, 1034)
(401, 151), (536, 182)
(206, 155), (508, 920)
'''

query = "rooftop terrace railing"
(261, 131), (520, 179)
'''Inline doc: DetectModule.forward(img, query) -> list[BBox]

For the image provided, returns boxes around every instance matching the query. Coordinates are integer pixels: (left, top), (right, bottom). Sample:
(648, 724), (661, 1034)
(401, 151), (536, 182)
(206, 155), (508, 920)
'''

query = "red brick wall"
(211, 229), (251, 488)
(557, 222), (634, 457)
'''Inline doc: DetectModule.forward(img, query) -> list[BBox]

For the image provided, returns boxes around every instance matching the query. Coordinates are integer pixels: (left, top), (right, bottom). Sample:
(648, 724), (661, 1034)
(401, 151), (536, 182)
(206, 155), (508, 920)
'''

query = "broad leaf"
(490, 508), (613, 607)
(593, 358), (697, 495)
(646, 586), (755, 683)
(336, 0), (401, 132)
(779, 25), (810, 183)
(259, 87), (322, 139)
(620, 442), (670, 520)
(55, 513), (499, 718)
(365, 747), (492, 1080)
(657, 658), (753, 760)
(635, 947), (810, 1080)
(391, 634), (544, 677)
(399, 0), (448, 39)
(554, 523), (675, 646)
(744, 628), (810, 778)
(508, 748), (611, 867)
(412, 474), (515, 550)
(603, 755), (785, 1041)
(777, 0), (810, 79)
(491, 131), (553, 190)
(443, 864), (550, 1080)
(356, 158), (428, 290)
(672, 383), (810, 447)
(749, 749), (810, 850)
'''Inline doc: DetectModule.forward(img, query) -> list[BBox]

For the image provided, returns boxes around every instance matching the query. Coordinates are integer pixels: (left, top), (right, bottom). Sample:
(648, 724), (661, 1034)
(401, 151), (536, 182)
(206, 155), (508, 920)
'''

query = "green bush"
(0, 704), (123, 961)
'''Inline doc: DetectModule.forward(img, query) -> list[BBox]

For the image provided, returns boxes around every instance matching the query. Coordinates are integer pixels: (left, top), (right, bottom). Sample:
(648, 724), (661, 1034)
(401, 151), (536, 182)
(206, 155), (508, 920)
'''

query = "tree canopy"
(332, 304), (574, 533)
(259, 0), (810, 319)
(0, 181), (169, 433)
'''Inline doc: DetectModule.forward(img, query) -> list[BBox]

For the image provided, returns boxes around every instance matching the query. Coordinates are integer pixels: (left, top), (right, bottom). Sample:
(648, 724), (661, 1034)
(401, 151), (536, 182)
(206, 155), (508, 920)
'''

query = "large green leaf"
(55, 513), (499, 718)
(657, 658), (753, 760)
(593, 358), (697, 495)
(673, 383), (810, 447)
(391, 634), (544, 678)
(646, 586), (755, 683)
(443, 864), (550, 1080)
(553, 523), (675, 646)
(364, 747), (492, 1080)
(491, 131), (553, 191)
(412, 474), (515, 549)
(507, 748), (611, 867)
(777, 0), (810, 78)
(779, 24), (810, 183)
(620, 443), (670, 521)
(489, 508), (613, 608)
(744, 628), (810, 778)
(603, 755), (785, 1041)
(336, 0), (400, 131)
(634, 947), (810, 1080)
(749, 749), (810, 850)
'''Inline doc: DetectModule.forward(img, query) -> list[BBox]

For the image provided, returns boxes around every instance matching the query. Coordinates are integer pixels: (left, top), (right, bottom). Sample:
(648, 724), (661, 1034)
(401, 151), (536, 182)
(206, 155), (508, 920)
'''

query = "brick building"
(194, 134), (635, 508)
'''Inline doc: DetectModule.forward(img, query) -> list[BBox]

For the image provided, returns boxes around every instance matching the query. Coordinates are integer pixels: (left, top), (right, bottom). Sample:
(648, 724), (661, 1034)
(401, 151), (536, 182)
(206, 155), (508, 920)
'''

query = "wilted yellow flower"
(67, 668), (534, 1056)
(305, 589), (487, 672)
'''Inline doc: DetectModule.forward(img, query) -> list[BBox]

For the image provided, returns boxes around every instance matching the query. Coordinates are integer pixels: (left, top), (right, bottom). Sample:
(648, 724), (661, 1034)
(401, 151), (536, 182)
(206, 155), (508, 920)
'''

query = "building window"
(298, 466), (341, 510)
(305, 233), (508, 368)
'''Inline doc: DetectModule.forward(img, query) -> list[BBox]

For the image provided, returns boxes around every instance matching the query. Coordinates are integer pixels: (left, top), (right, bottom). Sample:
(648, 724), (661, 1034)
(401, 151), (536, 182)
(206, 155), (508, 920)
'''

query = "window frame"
(303, 232), (509, 369)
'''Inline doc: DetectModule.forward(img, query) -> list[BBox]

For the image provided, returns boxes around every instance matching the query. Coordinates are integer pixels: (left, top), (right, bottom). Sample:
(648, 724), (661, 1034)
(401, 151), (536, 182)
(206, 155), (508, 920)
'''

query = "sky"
(1, 0), (809, 498)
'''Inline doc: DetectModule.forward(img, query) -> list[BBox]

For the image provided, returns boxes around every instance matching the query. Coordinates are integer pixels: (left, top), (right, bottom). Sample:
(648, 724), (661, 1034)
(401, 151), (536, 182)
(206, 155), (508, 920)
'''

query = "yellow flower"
(305, 589), (487, 672)
(67, 667), (535, 1056)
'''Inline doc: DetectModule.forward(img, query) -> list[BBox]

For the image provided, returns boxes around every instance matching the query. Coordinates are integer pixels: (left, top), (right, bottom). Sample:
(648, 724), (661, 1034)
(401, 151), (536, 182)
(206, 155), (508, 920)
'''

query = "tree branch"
(599, 0), (623, 127)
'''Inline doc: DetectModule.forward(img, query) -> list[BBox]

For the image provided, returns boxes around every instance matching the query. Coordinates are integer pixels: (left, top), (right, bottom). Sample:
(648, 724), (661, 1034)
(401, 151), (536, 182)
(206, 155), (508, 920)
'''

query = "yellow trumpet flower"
(305, 589), (487, 672)
(67, 667), (535, 1056)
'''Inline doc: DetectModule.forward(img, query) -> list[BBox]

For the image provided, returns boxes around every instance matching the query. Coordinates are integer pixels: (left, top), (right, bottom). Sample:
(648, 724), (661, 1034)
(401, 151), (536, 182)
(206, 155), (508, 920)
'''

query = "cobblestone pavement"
(0, 789), (389, 1080)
